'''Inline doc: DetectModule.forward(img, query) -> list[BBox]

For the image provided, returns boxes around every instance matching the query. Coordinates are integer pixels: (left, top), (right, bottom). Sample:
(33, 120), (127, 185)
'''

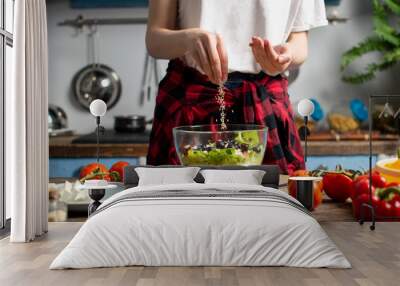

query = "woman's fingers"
(250, 37), (293, 75)
(263, 40), (279, 61)
(278, 55), (291, 65)
(251, 38), (268, 67)
(251, 37), (279, 75)
(274, 44), (292, 65)
(202, 34), (223, 84)
(216, 34), (228, 82)
(195, 40), (215, 83)
(263, 40), (284, 72)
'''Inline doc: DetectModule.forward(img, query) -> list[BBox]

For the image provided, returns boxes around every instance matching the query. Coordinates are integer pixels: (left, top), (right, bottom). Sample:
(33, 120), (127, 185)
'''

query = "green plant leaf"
(341, 0), (400, 84)
(383, 0), (400, 15)
(341, 36), (388, 69)
(373, 16), (400, 46)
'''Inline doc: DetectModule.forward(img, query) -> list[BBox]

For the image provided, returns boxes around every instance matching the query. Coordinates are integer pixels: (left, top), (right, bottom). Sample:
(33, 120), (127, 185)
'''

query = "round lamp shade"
(89, 99), (107, 117)
(297, 99), (315, 117)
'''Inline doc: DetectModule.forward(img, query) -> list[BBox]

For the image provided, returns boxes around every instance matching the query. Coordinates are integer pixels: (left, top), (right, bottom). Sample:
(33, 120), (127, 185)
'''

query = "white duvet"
(50, 183), (351, 269)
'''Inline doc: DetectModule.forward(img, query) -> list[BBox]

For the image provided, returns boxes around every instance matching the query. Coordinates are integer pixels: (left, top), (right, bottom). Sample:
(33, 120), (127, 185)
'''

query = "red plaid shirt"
(147, 59), (305, 174)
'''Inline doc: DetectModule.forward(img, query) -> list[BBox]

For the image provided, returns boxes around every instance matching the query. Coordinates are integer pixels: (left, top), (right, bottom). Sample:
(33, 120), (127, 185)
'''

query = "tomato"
(371, 171), (386, 188)
(352, 175), (375, 201)
(79, 163), (110, 181)
(109, 161), (129, 182)
(323, 172), (353, 202)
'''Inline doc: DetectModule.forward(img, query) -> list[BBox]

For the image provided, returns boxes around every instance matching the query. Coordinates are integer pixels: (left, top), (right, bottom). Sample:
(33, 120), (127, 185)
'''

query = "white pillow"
(200, 169), (266, 185)
(135, 167), (200, 186)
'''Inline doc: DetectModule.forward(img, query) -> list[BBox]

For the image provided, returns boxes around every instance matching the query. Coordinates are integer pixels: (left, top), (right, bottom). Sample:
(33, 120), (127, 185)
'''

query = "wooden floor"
(1, 222), (400, 286)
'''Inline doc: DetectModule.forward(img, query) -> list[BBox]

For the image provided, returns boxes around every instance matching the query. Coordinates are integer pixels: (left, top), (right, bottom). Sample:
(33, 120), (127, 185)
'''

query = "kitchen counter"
(49, 135), (399, 158)
(50, 135), (149, 158)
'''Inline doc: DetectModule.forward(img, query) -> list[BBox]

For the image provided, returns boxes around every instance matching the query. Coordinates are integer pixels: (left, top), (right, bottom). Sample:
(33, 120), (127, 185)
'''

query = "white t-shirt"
(178, 0), (328, 74)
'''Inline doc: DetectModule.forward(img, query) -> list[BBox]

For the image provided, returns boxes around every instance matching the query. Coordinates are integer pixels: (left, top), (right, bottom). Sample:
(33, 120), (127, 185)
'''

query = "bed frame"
(87, 165), (280, 215)
(123, 165), (281, 189)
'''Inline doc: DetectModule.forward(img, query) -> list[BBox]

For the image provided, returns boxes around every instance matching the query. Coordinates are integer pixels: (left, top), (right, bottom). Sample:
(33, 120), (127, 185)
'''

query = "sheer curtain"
(7, 0), (48, 242)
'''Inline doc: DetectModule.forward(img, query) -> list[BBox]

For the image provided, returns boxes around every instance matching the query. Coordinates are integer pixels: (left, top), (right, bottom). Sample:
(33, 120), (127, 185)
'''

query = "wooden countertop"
(49, 135), (399, 158)
(50, 135), (148, 158)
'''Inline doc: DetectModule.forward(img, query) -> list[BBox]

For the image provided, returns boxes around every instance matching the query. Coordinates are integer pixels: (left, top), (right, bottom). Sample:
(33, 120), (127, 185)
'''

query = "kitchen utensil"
(350, 99), (368, 122)
(48, 104), (68, 130)
(173, 124), (268, 166)
(140, 52), (160, 105)
(72, 24), (121, 111)
(114, 115), (153, 133)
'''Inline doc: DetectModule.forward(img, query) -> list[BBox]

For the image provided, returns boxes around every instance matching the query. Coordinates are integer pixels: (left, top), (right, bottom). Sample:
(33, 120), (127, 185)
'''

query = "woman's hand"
(250, 36), (292, 76)
(184, 29), (228, 84)
(146, 0), (228, 84)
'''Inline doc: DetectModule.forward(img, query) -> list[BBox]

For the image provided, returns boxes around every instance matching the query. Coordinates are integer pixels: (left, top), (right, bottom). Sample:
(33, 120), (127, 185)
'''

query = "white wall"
(47, 0), (400, 134)
(47, 0), (166, 134)
(290, 1), (400, 107)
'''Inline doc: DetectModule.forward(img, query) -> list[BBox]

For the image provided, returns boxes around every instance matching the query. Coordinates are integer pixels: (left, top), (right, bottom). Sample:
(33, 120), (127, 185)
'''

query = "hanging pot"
(72, 63), (121, 110)
(72, 24), (122, 111)
(114, 115), (153, 133)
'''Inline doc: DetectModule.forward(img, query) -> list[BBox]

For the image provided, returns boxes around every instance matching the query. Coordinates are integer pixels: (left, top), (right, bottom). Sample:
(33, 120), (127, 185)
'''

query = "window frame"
(0, 0), (13, 233)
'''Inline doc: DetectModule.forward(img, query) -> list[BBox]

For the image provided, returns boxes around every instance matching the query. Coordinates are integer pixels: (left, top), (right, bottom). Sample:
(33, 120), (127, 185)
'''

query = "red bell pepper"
(392, 201), (400, 218)
(352, 194), (372, 221)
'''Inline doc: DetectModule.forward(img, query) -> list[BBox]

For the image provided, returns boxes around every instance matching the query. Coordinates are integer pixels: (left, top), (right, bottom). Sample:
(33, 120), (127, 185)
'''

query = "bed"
(50, 165), (350, 269)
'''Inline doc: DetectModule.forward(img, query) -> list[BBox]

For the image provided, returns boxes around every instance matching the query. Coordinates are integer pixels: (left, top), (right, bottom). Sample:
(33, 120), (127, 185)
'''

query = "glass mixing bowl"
(173, 124), (268, 166)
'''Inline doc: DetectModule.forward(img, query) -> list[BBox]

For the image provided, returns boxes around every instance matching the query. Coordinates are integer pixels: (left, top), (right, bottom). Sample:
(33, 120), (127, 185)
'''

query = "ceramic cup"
(288, 176), (323, 211)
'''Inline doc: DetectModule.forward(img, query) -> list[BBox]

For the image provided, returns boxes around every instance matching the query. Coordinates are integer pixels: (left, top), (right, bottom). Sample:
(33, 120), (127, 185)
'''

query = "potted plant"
(341, 0), (400, 84)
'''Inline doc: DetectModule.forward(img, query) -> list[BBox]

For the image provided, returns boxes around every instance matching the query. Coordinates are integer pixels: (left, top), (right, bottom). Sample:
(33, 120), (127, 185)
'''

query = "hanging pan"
(72, 25), (121, 110)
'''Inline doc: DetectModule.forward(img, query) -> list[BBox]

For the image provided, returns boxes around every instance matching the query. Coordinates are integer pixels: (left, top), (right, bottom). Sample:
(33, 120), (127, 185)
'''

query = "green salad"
(179, 131), (265, 166)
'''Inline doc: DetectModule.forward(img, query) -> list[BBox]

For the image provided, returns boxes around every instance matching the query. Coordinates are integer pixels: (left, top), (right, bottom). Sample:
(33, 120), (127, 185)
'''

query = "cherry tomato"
(371, 171), (386, 188)
(352, 175), (375, 201)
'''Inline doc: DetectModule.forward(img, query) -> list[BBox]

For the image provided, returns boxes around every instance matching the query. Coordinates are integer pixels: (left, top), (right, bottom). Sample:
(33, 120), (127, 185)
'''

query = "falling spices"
(215, 84), (227, 130)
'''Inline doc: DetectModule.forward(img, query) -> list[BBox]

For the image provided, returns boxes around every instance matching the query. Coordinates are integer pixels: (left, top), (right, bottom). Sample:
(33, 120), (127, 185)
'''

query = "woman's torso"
(178, 0), (327, 74)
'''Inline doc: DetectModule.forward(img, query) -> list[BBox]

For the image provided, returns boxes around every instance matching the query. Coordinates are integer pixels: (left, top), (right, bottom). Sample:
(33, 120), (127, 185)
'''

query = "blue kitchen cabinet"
(306, 155), (377, 171)
(70, 0), (148, 8)
(49, 155), (376, 178)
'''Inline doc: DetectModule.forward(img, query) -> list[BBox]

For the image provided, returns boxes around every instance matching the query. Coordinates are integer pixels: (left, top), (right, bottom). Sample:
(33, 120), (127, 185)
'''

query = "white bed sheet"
(50, 183), (351, 269)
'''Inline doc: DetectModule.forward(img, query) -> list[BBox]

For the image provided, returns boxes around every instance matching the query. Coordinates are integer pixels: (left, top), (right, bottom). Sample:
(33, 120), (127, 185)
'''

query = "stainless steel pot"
(114, 115), (153, 133)
(72, 64), (121, 110)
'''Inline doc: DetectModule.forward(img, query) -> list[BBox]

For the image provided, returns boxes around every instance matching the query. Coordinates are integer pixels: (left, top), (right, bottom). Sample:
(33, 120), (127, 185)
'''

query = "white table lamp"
(297, 99), (315, 163)
(89, 99), (107, 163)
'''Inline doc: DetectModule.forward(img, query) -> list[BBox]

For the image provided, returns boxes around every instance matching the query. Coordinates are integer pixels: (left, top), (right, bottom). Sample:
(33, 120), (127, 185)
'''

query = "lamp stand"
(304, 116), (308, 162)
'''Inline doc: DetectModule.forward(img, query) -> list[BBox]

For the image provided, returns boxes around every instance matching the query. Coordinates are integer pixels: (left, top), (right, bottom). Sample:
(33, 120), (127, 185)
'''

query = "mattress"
(50, 183), (351, 269)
